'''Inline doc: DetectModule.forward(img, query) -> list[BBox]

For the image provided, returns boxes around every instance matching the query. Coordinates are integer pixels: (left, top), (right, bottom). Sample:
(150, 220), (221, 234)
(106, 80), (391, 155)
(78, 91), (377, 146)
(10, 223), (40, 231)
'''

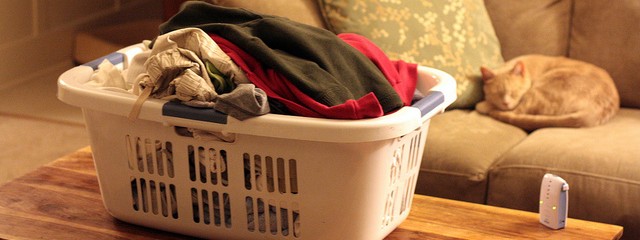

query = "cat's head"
(480, 61), (532, 110)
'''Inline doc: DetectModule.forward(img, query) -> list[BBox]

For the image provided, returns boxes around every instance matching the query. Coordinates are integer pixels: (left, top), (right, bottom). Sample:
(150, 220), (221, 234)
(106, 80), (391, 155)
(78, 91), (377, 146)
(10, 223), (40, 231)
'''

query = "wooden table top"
(0, 147), (623, 239)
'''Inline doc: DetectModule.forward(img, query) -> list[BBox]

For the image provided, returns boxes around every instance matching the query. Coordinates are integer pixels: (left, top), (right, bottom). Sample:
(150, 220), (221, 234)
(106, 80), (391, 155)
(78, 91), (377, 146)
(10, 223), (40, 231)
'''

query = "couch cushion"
(484, 0), (572, 60)
(317, 0), (504, 109)
(207, 0), (326, 28)
(487, 108), (640, 239)
(417, 110), (527, 203)
(569, 0), (640, 108)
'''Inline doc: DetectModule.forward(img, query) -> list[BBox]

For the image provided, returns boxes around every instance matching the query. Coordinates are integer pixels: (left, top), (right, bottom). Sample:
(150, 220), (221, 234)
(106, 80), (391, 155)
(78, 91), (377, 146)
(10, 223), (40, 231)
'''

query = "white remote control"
(539, 173), (569, 229)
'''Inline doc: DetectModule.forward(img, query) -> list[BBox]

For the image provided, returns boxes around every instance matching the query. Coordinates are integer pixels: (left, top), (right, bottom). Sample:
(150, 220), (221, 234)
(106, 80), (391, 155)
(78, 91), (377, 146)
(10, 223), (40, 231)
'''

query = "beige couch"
(170, 0), (640, 238)
(422, 2), (640, 239)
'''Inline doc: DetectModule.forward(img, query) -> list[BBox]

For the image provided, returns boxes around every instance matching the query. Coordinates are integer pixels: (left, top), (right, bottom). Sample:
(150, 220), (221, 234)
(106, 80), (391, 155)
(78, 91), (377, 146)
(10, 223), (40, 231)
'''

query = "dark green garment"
(160, 2), (403, 113)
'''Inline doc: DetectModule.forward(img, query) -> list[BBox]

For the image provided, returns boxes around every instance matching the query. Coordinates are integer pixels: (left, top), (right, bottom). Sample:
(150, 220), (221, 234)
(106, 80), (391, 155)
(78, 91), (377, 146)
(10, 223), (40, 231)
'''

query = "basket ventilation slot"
(126, 135), (175, 178)
(243, 153), (298, 194)
(382, 131), (422, 227)
(191, 188), (232, 228)
(245, 197), (300, 238)
(188, 146), (228, 186)
(130, 178), (178, 219)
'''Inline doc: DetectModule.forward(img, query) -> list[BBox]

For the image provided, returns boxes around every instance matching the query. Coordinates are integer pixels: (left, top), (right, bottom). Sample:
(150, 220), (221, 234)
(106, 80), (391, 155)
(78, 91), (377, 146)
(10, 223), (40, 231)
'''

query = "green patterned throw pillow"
(317, 0), (504, 109)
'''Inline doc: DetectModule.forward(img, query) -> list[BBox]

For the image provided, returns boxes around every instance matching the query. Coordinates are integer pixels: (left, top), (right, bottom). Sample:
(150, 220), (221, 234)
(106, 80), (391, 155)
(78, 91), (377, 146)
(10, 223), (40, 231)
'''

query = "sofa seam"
(483, 172), (492, 204)
(485, 134), (530, 175)
(566, 0), (576, 57)
(420, 168), (485, 181)
(488, 165), (640, 186)
(484, 133), (531, 204)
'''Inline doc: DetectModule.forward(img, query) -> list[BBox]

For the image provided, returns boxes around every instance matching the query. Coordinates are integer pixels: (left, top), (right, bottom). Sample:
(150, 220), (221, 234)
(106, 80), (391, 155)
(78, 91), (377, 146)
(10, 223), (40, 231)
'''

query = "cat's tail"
(489, 109), (616, 131)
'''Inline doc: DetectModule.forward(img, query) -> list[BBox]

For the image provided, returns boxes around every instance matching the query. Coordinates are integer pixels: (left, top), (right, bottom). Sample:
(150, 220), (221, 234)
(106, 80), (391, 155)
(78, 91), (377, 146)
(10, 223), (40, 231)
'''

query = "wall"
(0, 0), (161, 90)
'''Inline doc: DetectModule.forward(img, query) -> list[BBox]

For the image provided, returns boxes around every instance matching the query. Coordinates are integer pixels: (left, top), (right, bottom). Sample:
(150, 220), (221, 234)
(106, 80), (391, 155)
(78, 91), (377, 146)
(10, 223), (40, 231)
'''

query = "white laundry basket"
(57, 44), (456, 240)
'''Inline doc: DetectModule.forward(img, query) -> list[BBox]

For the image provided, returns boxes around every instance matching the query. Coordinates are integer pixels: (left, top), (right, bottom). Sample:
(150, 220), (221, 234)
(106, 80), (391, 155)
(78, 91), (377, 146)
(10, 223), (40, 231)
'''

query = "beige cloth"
(128, 28), (254, 120)
(133, 28), (249, 106)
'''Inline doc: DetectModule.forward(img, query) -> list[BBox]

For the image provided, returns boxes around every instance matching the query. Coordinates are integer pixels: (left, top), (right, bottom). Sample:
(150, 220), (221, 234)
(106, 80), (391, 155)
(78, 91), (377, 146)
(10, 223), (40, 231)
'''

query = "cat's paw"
(475, 101), (492, 114)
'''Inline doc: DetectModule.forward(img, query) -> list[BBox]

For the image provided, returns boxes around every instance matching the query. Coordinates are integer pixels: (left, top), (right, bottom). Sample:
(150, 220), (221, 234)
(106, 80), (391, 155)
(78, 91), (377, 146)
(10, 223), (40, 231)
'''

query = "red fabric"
(209, 33), (418, 119)
(338, 33), (418, 106)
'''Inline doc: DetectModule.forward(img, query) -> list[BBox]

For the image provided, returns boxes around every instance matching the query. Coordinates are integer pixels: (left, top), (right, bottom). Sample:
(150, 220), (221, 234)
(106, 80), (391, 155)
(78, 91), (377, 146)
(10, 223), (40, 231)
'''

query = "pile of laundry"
(89, 2), (424, 121)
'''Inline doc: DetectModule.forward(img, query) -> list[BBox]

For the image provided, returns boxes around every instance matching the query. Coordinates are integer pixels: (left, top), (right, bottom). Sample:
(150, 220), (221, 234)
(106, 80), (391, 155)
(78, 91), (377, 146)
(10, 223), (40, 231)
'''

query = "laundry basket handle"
(411, 91), (445, 117)
(162, 101), (228, 124)
(162, 89), (447, 124)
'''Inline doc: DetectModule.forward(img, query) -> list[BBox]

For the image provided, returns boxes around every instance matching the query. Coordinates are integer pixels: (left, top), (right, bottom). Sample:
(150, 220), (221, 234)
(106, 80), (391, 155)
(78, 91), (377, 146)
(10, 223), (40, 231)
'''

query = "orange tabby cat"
(476, 55), (619, 131)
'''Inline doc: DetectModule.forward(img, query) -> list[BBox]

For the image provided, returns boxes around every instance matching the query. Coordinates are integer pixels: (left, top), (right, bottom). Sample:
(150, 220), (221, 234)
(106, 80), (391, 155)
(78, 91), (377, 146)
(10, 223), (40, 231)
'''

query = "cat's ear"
(480, 66), (495, 81)
(511, 61), (526, 77)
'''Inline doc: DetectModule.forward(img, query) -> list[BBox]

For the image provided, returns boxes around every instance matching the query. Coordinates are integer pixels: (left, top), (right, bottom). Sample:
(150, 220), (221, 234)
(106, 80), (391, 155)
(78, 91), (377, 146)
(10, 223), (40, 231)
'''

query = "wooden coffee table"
(0, 147), (623, 239)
